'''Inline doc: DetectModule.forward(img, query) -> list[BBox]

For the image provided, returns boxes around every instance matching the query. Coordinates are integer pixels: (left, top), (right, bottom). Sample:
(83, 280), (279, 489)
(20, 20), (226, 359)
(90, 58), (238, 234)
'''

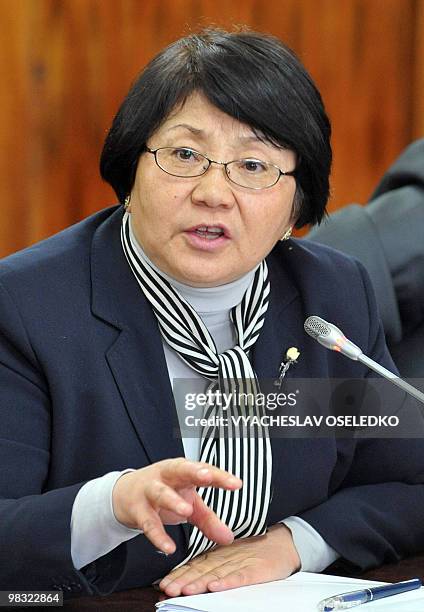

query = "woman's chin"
(172, 266), (241, 288)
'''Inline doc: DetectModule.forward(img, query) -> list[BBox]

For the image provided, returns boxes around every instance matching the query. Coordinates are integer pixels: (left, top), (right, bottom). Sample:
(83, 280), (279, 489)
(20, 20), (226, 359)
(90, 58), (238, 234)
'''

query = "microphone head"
(304, 316), (332, 339)
(304, 316), (362, 360)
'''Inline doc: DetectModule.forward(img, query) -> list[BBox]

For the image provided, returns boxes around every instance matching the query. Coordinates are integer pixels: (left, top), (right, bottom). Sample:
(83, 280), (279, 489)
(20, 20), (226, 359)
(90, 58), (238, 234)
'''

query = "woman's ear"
(290, 184), (303, 228)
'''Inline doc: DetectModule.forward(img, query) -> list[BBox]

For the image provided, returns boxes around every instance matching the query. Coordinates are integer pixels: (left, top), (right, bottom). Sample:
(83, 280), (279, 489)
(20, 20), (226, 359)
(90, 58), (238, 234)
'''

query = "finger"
(191, 494), (234, 545)
(159, 554), (213, 591)
(159, 564), (192, 590)
(137, 508), (176, 555)
(145, 480), (193, 517)
(181, 567), (231, 595)
(207, 568), (252, 592)
(160, 564), (205, 596)
(161, 459), (242, 490)
(163, 558), (239, 597)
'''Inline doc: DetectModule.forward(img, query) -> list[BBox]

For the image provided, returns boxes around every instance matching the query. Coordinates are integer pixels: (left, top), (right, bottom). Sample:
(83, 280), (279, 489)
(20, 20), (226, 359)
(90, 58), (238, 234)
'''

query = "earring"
(280, 227), (292, 241)
(124, 195), (131, 212)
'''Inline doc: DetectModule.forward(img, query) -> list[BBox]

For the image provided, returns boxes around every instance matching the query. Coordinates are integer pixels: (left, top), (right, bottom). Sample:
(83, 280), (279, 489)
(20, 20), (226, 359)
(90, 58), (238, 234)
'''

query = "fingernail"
(156, 550), (169, 556)
(162, 541), (174, 553)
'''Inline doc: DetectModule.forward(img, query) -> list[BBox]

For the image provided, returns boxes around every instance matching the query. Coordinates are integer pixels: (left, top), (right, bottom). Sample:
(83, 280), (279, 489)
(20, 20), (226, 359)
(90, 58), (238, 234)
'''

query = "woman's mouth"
(184, 224), (230, 251)
(192, 226), (224, 240)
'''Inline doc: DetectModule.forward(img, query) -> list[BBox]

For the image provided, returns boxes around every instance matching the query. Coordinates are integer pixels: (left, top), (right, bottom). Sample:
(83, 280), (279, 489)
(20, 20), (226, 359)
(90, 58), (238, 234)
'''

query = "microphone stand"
(358, 354), (424, 405)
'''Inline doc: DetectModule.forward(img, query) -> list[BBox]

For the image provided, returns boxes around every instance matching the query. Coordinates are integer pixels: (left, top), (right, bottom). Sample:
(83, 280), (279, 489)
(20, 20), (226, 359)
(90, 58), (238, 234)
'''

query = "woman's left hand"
(158, 524), (301, 597)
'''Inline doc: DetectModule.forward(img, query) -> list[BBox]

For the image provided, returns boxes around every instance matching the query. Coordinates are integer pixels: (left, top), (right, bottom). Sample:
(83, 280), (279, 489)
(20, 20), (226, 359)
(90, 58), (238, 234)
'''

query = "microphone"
(304, 315), (424, 405)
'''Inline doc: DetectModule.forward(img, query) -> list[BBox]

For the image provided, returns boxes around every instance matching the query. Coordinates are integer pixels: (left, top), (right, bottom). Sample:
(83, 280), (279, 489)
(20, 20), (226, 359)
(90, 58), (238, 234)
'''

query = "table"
(63, 555), (424, 611)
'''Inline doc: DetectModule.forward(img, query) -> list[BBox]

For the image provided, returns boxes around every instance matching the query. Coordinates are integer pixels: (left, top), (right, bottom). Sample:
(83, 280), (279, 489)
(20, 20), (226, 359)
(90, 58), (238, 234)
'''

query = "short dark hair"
(100, 28), (331, 228)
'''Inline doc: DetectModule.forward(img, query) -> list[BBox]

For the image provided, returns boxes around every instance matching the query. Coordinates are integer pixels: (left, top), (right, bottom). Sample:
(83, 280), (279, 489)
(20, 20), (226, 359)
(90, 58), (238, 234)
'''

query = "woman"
(0, 28), (423, 599)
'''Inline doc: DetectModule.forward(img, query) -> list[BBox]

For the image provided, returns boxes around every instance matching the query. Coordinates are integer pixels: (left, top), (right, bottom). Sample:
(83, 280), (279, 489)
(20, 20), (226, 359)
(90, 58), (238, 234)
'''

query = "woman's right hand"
(112, 458), (242, 555)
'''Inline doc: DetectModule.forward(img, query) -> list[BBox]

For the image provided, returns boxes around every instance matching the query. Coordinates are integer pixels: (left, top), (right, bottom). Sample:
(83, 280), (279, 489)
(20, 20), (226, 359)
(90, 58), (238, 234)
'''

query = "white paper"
(156, 572), (424, 612)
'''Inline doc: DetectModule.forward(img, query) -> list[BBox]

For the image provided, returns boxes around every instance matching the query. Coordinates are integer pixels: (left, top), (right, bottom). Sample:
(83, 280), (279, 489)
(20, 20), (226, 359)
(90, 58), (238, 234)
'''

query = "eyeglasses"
(145, 146), (296, 190)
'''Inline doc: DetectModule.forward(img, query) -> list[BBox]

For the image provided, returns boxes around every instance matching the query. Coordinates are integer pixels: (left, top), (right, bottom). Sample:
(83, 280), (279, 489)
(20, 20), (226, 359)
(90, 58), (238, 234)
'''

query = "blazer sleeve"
(298, 260), (424, 570)
(0, 279), (126, 597)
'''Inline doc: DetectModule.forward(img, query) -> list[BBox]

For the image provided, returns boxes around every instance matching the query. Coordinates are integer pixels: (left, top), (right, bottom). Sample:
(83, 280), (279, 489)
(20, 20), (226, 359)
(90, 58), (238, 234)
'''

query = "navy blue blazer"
(1, 205), (423, 598)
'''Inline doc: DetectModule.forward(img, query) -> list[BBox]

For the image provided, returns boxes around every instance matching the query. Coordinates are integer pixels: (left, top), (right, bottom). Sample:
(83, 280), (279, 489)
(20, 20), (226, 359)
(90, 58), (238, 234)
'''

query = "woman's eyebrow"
(165, 124), (263, 144)
(238, 134), (266, 144)
(166, 123), (204, 135)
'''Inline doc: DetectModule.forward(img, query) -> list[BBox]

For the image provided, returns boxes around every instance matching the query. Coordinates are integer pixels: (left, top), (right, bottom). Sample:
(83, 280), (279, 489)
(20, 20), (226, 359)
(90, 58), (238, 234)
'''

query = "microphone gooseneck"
(304, 315), (424, 405)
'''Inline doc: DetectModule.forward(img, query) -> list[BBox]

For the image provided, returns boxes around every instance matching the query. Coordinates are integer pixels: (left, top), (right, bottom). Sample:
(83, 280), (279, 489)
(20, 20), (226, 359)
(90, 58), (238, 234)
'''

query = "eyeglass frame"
(145, 146), (297, 190)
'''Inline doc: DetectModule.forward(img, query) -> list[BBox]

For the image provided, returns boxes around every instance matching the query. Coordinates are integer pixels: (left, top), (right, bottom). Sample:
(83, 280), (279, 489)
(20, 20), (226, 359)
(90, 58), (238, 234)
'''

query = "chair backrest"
(306, 139), (424, 381)
(307, 204), (402, 344)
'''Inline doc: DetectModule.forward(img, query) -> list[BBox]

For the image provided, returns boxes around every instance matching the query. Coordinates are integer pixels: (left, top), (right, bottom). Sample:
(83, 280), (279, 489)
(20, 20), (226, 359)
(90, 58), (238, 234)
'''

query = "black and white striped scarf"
(121, 212), (272, 563)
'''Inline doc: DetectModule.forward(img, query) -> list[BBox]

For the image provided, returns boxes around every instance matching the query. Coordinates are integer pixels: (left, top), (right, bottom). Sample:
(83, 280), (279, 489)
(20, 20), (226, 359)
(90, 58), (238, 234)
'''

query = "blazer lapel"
(252, 244), (315, 522)
(90, 207), (184, 465)
(253, 244), (304, 379)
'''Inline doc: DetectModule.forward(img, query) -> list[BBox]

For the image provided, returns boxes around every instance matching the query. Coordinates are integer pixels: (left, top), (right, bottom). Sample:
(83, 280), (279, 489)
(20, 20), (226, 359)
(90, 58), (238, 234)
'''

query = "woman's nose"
(191, 163), (236, 209)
